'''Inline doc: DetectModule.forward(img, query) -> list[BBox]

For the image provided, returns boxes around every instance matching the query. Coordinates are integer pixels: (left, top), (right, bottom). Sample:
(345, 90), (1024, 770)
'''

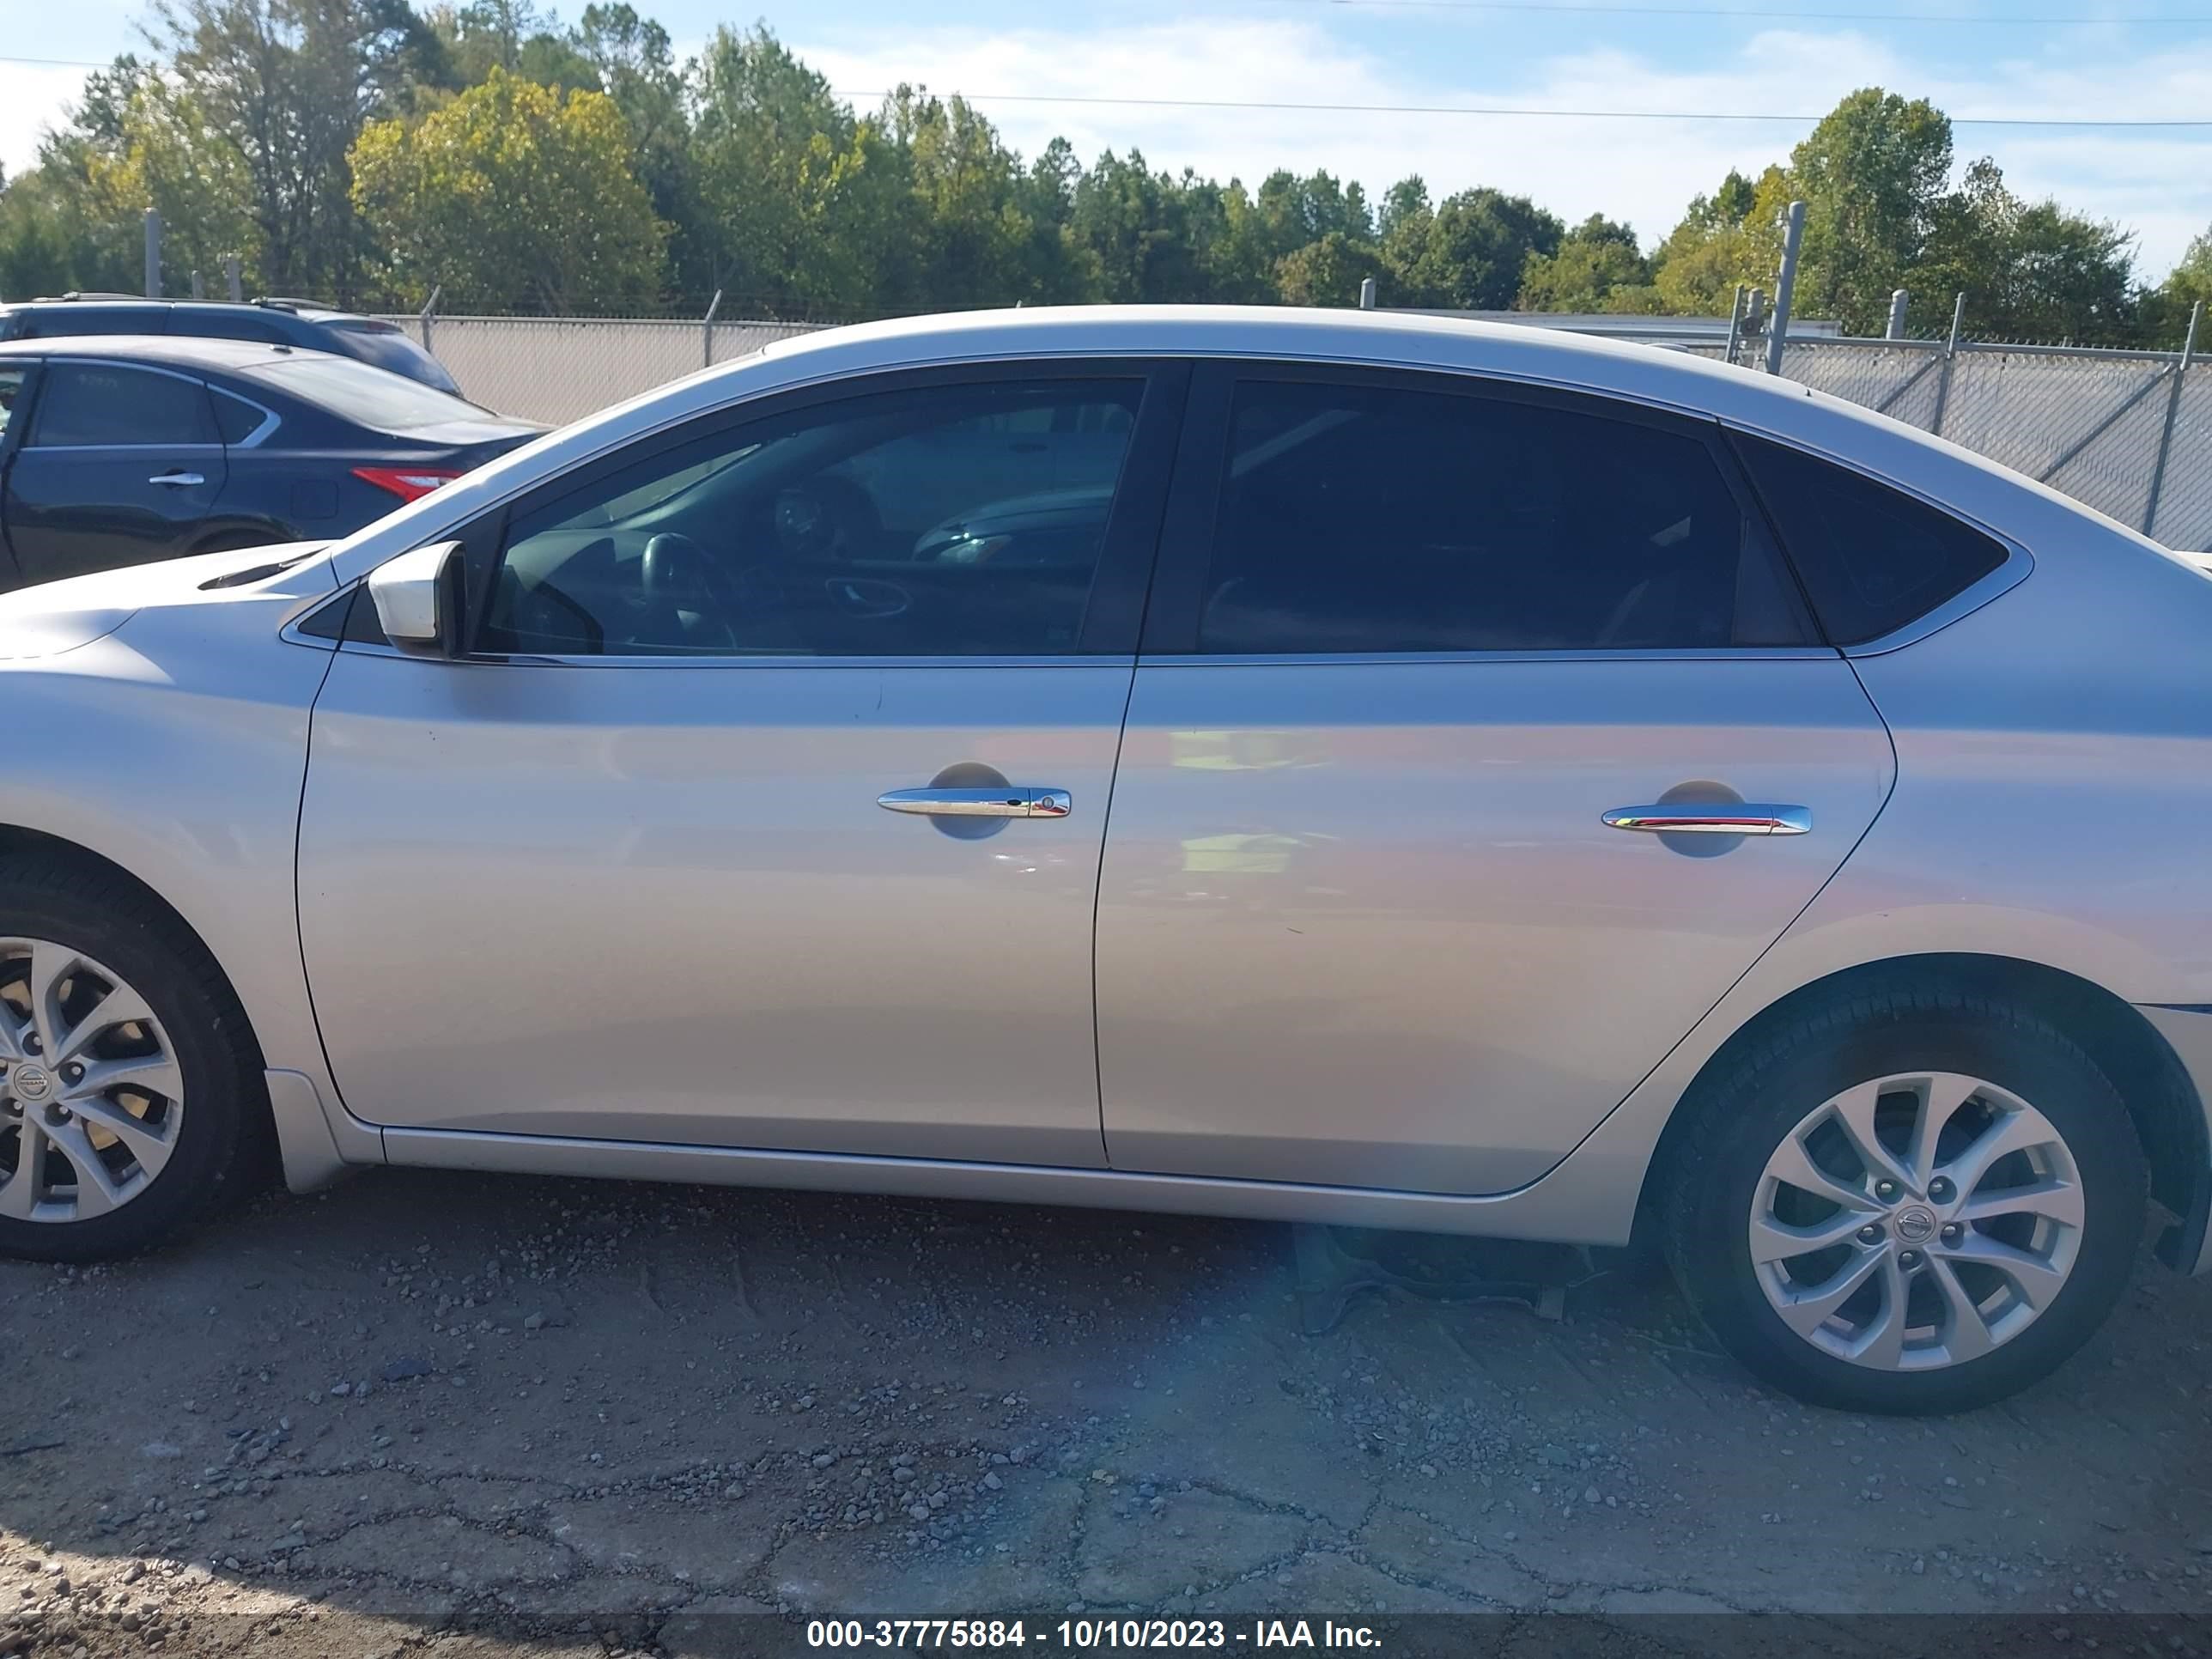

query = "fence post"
(418, 284), (441, 355)
(1763, 200), (1807, 376)
(1887, 289), (1909, 340)
(1724, 285), (1747, 366)
(2143, 299), (2202, 541)
(143, 209), (161, 299)
(1358, 276), (1377, 311)
(1929, 292), (1967, 436)
(225, 257), (242, 304)
(702, 289), (723, 369)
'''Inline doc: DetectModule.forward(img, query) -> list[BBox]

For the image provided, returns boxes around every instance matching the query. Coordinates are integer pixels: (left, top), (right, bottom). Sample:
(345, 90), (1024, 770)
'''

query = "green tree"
(1274, 230), (1383, 307)
(0, 58), (156, 297)
(689, 25), (903, 314)
(349, 65), (666, 309)
(1648, 165), (1789, 316)
(1789, 88), (1954, 332)
(1516, 214), (1652, 312)
(1382, 186), (1563, 310)
(1918, 158), (2138, 343)
(91, 76), (264, 287)
(565, 4), (696, 287)
(147, 0), (439, 301)
(2160, 227), (2212, 335)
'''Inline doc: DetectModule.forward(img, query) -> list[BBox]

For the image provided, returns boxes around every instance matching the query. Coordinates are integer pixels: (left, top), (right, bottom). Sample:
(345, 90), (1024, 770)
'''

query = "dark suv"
(0, 295), (463, 395)
(0, 336), (541, 588)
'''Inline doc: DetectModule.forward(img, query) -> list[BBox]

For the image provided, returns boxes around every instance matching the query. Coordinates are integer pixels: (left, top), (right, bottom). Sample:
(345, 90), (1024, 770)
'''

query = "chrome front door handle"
(1603, 803), (1812, 836)
(878, 787), (1073, 819)
(148, 471), (206, 488)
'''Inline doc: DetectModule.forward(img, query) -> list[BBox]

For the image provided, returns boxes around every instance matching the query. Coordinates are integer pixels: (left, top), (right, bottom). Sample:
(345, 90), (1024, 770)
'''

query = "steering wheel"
(640, 532), (741, 648)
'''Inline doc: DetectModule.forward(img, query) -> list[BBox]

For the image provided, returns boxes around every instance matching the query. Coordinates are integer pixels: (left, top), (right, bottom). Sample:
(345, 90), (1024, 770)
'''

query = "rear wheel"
(0, 858), (265, 1261)
(1661, 981), (2147, 1413)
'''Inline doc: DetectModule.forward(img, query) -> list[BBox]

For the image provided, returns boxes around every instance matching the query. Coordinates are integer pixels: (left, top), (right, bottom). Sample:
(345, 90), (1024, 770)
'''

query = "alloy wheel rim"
(1750, 1072), (2084, 1372)
(0, 939), (185, 1224)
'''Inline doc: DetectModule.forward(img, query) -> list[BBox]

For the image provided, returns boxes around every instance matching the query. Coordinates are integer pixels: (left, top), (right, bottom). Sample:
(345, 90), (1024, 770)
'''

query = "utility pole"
(1358, 276), (1377, 310)
(2145, 299), (2203, 541)
(143, 209), (162, 299)
(1886, 289), (1909, 341)
(1764, 200), (1806, 375)
(225, 256), (242, 303)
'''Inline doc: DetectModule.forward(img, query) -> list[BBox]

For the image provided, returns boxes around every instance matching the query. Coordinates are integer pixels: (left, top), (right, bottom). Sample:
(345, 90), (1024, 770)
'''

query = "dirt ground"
(3, 1168), (2209, 1658)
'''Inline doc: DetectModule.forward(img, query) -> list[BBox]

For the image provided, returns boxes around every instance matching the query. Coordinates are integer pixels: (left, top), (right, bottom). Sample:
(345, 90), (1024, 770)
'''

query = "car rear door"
(0, 358), (228, 585)
(297, 360), (1184, 1165)
(1093, 362), (1895, 1195)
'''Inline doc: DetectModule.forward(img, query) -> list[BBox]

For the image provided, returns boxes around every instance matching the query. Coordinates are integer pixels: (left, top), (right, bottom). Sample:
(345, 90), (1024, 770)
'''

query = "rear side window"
(1734, 434), (2009, 646)
(27, 364), (218, 447)
(1194, 377), (1813, 654)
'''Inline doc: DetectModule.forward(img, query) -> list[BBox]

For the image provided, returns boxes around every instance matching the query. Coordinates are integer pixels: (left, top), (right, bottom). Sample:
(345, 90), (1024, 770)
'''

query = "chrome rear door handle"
(148, 471), (206, 488)
(878, 787), (1073, 819)
(1603, 804), (1812, 836)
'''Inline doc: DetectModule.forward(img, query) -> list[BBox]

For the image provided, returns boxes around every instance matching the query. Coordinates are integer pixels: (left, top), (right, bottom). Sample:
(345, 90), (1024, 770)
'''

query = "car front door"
(297, 361), (1185, 1165)
(1094, 363), (1896, 1195)
(1, 359), (228, 586)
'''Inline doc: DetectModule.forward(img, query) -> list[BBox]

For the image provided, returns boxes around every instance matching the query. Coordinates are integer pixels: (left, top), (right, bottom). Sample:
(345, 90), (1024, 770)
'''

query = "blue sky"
(9, 0), (2212, 294)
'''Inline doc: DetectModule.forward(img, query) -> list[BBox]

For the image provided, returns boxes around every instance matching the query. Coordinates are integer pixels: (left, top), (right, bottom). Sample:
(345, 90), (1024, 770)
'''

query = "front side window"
(27, 363), (218, 447)
(1195, 378), (1811, 654)
(477, 378), (1144, 658)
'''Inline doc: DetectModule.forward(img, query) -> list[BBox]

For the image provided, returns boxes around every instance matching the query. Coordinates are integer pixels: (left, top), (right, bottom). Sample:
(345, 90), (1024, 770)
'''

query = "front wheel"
(1661, 983), (2147, 1413)
(0, 857), (267, 1261)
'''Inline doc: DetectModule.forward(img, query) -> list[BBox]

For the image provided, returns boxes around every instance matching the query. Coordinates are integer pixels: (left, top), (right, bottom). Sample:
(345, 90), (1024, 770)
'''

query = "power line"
(837, 88), (2212, 126)
(1263, 0), (2212, 16)
(9, 52), (2212, 127)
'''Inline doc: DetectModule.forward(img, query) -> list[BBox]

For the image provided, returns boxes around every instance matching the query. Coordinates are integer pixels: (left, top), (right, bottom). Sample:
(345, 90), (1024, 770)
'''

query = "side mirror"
(367, 540), (465, 656)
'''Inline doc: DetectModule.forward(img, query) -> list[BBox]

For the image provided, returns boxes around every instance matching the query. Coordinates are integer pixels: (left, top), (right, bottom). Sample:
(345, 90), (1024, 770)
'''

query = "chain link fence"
(381, 313), (825, 426)
(391, 313), (2212, 550)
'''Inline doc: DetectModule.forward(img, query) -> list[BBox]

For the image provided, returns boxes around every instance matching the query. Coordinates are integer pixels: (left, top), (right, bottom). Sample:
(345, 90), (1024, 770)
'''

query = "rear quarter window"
(1734, 433), (2009, 646)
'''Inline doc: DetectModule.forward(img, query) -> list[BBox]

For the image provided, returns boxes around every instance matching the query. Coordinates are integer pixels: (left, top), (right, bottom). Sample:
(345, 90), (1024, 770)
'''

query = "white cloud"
(0, 62), (92, 182)
(799, 16), (2212, 281)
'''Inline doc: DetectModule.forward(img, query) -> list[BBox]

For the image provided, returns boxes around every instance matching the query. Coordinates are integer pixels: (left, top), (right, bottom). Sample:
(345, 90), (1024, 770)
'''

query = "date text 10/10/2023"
(805, 1619), (1385, 1649)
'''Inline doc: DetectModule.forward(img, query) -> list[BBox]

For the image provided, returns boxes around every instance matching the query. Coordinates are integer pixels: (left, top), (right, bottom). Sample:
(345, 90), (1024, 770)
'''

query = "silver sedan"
(2, 306), (2208, 1415)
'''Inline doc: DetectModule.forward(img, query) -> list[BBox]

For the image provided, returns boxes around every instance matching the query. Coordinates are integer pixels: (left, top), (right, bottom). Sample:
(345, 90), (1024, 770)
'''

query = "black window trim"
(17, 356), (225, 453)
(1139, 358), (1839, 665)
(1720, 421), (2033, 659)
(362, 356), (1197, 668)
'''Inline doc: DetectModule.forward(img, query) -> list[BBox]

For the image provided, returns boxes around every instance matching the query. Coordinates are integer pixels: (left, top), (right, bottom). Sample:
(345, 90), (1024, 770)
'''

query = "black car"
(0, 336), (543, 589)
(0, 295), (463, 394)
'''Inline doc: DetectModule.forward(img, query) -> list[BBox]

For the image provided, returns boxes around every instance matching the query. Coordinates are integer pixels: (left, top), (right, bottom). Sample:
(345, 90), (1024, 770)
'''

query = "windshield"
(244, 354), (491, 431)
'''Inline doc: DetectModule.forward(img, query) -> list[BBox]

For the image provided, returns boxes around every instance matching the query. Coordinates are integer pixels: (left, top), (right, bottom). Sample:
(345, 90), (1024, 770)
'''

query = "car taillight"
(353, 466), (461, 502)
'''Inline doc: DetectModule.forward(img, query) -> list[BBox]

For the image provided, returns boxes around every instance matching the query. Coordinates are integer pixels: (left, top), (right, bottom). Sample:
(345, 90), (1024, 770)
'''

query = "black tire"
(0, 854), (268, 1262)
(1660, 977), (2148, 1414)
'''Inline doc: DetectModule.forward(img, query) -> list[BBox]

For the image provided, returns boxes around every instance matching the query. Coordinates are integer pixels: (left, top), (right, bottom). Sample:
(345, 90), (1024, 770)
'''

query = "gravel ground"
(2, 1169), (2209, 1657)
